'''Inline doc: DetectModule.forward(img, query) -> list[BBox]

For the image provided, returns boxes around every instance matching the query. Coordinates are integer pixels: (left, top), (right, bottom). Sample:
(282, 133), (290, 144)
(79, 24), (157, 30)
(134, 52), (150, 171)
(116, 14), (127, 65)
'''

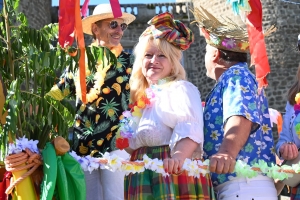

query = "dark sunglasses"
(108, 20), (128, 31)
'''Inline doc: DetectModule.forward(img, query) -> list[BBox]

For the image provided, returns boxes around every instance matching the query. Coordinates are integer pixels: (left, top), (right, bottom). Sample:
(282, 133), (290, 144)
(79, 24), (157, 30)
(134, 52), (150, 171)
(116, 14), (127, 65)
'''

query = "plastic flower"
(182, 159), (201, 178)
(115, 138), (129, 150)
(101, 152), (123, 172)
(222, 38), (236, 49)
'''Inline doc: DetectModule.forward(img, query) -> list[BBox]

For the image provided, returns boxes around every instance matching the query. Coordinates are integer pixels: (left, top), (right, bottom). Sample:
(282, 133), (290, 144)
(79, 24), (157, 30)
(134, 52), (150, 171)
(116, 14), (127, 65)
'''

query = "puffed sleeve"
(155, 80), (204, 158)
(276, 102), (295, 157)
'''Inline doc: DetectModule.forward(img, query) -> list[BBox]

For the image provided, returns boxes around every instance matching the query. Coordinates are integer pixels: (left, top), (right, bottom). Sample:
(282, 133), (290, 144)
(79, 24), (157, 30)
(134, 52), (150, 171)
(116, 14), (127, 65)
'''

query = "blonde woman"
(119, 12), (215, 200)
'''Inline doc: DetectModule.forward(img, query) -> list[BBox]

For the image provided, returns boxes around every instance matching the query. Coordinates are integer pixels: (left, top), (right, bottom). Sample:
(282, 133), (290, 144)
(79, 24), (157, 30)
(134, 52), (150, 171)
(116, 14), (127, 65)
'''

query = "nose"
(116, 25), (123, 32)
(150, 55), (158, 64)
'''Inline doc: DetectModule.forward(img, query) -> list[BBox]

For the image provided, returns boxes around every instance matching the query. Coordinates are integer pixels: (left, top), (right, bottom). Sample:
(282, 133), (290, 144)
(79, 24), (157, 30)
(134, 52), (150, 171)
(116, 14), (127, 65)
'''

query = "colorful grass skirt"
(124, 145), (216, 200)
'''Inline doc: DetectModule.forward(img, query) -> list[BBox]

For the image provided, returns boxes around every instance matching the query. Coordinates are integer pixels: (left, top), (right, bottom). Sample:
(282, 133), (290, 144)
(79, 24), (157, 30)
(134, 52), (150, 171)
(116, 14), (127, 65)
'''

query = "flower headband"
(140, 12), (194, 51)
(191, 6), (250, 53)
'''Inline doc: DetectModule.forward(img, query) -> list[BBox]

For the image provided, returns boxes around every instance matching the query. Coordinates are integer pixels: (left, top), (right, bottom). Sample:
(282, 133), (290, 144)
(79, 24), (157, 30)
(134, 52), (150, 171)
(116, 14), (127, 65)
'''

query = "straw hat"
(82, 4), (136, 35)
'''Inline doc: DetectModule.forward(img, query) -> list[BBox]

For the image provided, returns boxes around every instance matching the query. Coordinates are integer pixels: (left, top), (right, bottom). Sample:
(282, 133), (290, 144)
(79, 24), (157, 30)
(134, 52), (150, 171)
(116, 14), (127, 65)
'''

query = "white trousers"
(85, 150), (130, 200)
(215, 175), (277, 200)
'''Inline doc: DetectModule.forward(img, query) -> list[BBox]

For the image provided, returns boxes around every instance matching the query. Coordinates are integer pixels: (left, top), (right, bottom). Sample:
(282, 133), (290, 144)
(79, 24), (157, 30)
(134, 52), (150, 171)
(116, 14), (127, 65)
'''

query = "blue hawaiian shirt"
(203, 62), (276, 187)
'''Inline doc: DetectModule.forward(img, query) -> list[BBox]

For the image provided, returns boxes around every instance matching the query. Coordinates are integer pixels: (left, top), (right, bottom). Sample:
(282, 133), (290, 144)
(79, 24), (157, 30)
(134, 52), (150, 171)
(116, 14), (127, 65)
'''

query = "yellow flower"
(261, 124), (271, 134)
(132, 106), (142, 118)
(137, 100), (146, 109)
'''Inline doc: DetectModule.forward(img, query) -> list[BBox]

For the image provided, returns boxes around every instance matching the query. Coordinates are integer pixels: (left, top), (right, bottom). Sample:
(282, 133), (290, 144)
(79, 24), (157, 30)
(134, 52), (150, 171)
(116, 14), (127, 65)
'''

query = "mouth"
(111, 34), (122, 39)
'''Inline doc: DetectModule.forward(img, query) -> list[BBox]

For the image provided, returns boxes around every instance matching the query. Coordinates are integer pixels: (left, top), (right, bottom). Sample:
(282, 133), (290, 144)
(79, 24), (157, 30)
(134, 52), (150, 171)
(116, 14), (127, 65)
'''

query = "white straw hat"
(82, 4), (136, 35)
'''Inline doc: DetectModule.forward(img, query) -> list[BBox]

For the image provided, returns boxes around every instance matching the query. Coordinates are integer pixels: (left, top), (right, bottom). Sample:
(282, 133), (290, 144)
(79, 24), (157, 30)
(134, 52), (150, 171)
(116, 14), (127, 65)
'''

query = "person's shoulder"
(169, 80), (199, 93)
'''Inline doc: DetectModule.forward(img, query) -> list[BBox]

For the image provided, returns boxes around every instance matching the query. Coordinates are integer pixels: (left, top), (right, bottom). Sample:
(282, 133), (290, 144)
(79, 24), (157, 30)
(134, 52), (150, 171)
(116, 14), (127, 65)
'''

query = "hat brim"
(82, 13), (136, 35)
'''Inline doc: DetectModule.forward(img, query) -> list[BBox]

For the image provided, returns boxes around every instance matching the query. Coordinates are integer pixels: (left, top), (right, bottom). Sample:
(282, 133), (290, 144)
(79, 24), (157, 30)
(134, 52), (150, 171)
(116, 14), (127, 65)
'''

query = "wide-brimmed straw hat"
(82, 4), (136, 35)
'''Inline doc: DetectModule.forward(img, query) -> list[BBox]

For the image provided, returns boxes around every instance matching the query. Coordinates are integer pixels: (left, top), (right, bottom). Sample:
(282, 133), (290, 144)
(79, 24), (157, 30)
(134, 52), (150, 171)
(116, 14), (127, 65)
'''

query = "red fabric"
(58, 0), (75, 48)
(109, 0), (122, 18)
(0, 171), (12, 200)
(246, 0), (270, 88)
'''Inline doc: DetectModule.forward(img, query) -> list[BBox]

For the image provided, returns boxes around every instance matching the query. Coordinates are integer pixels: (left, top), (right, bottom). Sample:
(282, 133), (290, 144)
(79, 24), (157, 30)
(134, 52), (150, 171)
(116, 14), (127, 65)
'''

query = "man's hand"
(209, 115), (252, 174)
(209, 152), (236, 174)
(279, 142), (298, 160)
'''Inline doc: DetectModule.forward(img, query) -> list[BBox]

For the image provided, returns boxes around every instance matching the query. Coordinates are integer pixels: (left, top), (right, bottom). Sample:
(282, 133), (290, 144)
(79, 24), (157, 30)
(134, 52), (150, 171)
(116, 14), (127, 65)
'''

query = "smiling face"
(141, 42), (173, 84)
(92, 18), (125, 49)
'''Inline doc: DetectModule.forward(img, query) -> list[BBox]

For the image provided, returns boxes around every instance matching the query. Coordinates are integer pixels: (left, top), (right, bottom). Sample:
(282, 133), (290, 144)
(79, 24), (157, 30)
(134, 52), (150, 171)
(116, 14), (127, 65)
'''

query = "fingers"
(209, 153), (236, 174)
(163, 158), (183, 174)
(291, 144), (299, 159)
(280, 142), (299, 160)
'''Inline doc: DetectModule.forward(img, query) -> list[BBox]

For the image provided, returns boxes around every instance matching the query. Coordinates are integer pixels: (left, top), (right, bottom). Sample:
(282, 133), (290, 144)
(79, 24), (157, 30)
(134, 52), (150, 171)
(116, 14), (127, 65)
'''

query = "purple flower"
(222, 38), (236, 49)
(120, 131), (133, 138)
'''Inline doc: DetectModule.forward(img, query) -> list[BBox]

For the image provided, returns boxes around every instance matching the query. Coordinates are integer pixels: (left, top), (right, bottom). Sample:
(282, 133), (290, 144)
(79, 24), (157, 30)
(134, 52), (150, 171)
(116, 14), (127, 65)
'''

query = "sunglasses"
(107, 20), (128, 31)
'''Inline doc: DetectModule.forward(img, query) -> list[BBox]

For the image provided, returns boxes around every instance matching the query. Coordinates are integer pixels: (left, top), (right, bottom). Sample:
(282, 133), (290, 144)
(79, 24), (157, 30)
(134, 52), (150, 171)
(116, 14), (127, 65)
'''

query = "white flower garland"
(68, 151), (300, 181)
(6, 137), (300, 182)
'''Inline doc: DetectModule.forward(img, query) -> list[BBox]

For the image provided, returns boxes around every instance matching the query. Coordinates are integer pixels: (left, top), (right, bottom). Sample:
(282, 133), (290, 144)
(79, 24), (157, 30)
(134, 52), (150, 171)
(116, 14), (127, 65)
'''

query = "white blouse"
(128, 80), (204, 159)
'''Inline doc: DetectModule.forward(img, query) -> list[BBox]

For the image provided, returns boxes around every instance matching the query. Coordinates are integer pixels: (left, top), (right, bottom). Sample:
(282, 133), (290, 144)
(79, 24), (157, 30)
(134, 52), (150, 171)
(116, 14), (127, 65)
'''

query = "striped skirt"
(124, 145), (215, 200)
(291, 185), (300, 200)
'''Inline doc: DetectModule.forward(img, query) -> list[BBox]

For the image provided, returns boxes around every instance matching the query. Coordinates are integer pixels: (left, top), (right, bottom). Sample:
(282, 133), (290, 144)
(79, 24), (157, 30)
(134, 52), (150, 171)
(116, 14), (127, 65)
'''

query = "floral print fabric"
(50, 51), (133, 157)
(203, 62), (276, 187)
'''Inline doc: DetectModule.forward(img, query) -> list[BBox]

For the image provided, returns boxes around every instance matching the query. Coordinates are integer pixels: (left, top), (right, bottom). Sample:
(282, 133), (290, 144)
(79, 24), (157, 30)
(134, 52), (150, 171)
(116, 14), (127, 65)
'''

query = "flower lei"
(75, 44), (123, 103)
(7, 137), (300, 181)
(115, 87), (155, 149)
(69, 150), (300, 181)
(294, 92), (300, 138)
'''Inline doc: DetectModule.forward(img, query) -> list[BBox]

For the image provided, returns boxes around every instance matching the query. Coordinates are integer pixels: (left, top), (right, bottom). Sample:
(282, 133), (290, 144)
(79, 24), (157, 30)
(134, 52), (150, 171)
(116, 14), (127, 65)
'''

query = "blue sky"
(52, 0), (175, 6)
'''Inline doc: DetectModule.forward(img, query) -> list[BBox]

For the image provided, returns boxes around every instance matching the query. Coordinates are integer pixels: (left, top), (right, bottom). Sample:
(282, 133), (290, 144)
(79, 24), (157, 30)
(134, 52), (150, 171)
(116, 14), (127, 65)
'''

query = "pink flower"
(222, 38), (236, 49)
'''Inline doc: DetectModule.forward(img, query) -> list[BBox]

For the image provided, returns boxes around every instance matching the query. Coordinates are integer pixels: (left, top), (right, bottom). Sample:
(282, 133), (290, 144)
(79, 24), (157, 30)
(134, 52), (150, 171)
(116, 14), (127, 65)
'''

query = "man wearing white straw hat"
(48, 3), (135, 200)
(80, 4), (135, 200)
(46, 2), (135, 199)
(82, 4), (136, 200)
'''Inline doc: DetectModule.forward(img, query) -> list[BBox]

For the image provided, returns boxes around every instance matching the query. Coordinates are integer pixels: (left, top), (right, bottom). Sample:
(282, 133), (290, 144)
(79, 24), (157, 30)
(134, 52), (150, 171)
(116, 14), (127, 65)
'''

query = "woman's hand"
(163, 138), (198, 174)
(163, 156), (185, 174)
(279, 142), (298, 160)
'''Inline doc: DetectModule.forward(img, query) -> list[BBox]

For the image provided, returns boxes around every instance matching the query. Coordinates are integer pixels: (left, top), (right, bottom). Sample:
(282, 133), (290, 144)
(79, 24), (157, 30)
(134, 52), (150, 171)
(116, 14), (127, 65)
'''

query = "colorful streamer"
(246, 0), (271, 88)
(109, 0), (122, 18)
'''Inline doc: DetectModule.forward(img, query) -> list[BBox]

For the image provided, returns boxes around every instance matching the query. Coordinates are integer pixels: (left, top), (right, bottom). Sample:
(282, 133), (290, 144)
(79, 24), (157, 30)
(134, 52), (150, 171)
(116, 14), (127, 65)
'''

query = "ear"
(91, 23), (99, 35)
(212, 48), (220, 62)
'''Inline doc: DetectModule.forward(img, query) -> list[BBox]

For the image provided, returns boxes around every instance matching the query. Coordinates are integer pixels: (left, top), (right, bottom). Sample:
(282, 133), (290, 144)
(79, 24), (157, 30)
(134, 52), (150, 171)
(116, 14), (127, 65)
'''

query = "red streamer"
(58, 0), (75, 48)
(246, 0), (270, 88)
(81, 0), (90, 17)
(109, 0), (122, 18)
(59, 0), (86, 103)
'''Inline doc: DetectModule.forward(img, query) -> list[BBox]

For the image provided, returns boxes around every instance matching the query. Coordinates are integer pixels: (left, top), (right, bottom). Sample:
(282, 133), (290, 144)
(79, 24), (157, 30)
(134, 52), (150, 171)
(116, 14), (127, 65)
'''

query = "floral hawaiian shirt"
(203, 62), (276, 187)
(47, 50), (133, 157)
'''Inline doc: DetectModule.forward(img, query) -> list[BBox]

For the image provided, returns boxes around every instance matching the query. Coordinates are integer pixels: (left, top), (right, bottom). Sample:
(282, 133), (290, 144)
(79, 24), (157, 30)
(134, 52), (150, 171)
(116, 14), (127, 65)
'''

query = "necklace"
(115, 78), (173, 150)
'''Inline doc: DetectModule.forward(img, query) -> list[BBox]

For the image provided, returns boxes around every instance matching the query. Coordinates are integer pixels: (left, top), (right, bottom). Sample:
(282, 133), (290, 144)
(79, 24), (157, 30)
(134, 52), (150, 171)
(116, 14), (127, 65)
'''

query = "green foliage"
(0, 0), (75, 157)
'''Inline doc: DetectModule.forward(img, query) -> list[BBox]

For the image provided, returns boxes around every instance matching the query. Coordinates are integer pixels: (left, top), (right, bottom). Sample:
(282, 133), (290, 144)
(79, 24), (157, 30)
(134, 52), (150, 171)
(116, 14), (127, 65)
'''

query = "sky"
(52, 0), (175, 6)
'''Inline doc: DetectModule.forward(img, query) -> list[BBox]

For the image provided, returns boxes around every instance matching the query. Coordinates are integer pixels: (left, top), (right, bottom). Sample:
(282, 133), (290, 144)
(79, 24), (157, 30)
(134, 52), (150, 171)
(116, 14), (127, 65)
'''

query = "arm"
(158, 81), (204, 174)
(276, 102), (298, 160)
(163, 138), (198, 174)
(209, 115), (251, 174)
